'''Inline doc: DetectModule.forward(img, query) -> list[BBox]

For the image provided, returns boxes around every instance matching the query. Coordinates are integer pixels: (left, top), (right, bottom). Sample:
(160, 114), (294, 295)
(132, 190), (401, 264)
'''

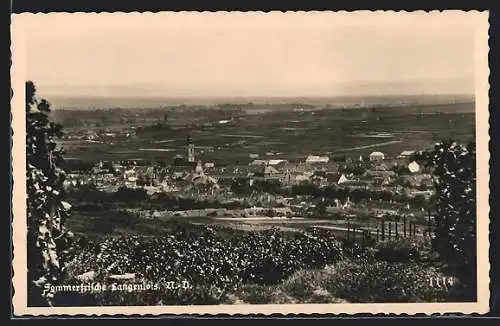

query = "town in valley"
(54, 96), (474, 241)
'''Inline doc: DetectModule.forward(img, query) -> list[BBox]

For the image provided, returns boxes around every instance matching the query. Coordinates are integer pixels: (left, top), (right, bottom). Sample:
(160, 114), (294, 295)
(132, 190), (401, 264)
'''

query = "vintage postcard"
(11, 11), (490, 315)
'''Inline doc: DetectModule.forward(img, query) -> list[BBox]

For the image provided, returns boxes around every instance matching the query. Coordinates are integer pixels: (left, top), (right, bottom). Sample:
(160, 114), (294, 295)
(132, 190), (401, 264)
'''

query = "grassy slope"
(229, 258), (468, 304)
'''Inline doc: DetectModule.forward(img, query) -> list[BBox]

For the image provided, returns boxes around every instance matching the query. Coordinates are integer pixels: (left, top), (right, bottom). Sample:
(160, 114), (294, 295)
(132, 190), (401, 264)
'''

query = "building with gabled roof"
(408, 161), (420, 173)
(398, 150), (415, 159)
(306, 155), (330, 164)
(337, 173), (350, 185)
(268, 159), (289, 166)
(252, 164), (282, 181)
(369, 151), (385, 161)
(249, 159), (268, 166)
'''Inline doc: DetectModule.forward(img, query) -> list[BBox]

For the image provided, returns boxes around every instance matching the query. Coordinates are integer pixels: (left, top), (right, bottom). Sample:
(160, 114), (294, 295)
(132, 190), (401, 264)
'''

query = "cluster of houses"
(64, 133), (432, 206)
(61, 127), (135, 142)
(244, 150), (426, 189)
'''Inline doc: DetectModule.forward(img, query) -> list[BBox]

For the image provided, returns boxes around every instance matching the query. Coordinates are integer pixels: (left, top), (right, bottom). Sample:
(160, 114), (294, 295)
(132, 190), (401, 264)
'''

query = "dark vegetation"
(55, 225), (470, 305)
(26, 81), (74, 306)
(415, 139), (477, 295)
(68, 187), (250, 211)
(230, 178), (433, 209)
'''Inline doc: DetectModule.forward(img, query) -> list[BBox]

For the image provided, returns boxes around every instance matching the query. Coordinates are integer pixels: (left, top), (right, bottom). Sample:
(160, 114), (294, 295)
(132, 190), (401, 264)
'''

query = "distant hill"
(36, 76), (475, 110)
(45, 93), (474, 111)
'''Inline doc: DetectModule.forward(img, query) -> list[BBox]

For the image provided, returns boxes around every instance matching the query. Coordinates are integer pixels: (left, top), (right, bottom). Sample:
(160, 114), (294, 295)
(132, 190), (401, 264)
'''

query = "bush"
(60, 225), (344, 305)
(279, 269), (324, 300)
(90, 283), (231, 306)
(320, 259), (462, 303)
(374, 238), (430, 263)
(115, 187), (148, 201)
(26, 81), (74, 306)
(236, 284), (295, 304)
(416, 140), (477, 291)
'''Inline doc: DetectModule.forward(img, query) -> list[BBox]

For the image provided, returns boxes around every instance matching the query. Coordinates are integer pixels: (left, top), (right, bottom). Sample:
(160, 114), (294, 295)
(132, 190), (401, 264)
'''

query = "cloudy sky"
(14, 11), (483, 97)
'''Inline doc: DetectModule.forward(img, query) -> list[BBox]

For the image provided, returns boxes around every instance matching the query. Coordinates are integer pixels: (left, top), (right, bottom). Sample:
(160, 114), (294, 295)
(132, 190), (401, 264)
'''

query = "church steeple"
(186, 135), (195, 163)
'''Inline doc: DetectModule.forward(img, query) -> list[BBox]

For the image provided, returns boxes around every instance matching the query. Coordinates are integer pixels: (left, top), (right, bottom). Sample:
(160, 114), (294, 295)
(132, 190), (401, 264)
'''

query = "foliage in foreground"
(374, 237), (431, 263)
(236, 257), (469, 304)
(416, 140), (477, 292)
(26, 81), (74, 306)
(56, 225), (343, 305)
(53, 223), (474, 305)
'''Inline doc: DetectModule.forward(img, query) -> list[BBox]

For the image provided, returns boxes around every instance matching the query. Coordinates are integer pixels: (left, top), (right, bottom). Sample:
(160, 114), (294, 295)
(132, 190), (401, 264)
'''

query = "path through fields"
(335, 140), (403, 152)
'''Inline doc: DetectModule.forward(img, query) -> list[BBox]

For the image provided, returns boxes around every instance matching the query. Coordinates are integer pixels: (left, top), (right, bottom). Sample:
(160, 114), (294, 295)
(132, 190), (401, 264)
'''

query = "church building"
(172, 135), (198, 169)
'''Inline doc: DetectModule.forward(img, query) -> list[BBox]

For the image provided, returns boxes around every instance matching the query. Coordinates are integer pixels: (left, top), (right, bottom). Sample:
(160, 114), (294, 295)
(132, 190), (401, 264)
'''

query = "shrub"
(26, 81), (74, 306)
(115, 187), (148, 201)
(374, 238), (430, 263)
(60, 225), (344, 305)
(320, 259), (461, 303)
(279, 269), (324, 300)
(416, 140), (477, 291)
(236, 284), (296, 304)
(90, 283), (230, 306)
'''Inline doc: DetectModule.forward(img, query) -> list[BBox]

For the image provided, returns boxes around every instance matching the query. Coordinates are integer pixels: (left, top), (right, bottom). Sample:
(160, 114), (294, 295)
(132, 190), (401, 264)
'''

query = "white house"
(306, 155), (330, 164)
(369, 151), (385, 161)
(262, 165), (280, 179)
(249, 159), (268, 166)
(268, 159), (288, 166)
(337, 173), (349, 185)
(295, 174), (310, 184)
(408, 161), (420, 173)
(398, 150), (415, 159)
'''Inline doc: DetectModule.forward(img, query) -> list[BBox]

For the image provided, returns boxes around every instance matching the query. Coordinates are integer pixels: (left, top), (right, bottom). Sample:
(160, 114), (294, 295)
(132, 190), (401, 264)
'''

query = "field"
(53, 99), (475, 165)
(57, 183), (468, 306)
(58, 216), (468, 306)
(68, 207), (424, 241)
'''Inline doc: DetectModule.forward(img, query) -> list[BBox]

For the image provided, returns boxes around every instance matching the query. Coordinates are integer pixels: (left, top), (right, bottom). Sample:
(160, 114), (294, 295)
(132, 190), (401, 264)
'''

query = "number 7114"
(429, 276), (455, 288)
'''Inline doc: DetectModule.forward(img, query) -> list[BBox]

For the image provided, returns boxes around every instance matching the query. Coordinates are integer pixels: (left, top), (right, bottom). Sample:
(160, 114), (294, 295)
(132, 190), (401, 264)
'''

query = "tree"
(391, 164), (410, 175)
(410, 194), (428, 208)
(315, 199), (327, 217)
(417, 139), (477, 294)
(26, 81), (73, 306)
(253, 179), (282, 194)
(231, 177), (251, 194)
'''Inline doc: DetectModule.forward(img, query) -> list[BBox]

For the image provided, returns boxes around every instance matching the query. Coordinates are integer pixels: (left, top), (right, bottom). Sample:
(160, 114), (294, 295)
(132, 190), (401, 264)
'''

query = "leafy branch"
(26, 81), (74, 306)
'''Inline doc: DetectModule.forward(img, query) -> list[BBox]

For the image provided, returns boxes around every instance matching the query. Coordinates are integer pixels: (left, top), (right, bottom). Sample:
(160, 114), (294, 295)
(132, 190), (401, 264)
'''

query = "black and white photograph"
(11, 11), (490, 315)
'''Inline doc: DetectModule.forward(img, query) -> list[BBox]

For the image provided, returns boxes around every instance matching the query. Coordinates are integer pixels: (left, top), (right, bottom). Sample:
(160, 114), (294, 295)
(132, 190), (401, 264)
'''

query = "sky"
(14, 11), (484, 97)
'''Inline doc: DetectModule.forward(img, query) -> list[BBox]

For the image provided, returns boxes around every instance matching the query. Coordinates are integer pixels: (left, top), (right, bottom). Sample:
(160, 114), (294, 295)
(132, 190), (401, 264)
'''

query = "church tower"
(186, 136), (195, 163)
